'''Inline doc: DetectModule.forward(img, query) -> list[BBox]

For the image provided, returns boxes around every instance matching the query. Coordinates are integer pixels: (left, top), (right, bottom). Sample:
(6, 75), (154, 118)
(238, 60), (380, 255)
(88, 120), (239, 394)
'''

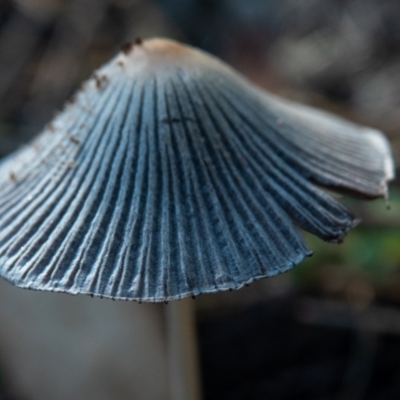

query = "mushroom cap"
(0, 38), (395, 302)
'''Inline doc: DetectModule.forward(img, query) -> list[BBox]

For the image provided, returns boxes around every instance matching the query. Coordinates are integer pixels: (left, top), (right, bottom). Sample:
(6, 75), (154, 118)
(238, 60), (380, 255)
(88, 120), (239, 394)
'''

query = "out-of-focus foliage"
(292, 189), (400, 304)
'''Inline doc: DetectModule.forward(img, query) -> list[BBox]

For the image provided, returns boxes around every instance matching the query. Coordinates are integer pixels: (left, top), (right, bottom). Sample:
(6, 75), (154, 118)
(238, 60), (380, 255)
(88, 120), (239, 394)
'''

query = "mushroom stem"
(166, 298), (202, 400)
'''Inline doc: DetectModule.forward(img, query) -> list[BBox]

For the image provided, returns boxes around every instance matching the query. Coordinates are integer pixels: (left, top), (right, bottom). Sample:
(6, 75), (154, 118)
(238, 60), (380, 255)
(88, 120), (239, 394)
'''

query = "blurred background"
(0, 0), (399, 399)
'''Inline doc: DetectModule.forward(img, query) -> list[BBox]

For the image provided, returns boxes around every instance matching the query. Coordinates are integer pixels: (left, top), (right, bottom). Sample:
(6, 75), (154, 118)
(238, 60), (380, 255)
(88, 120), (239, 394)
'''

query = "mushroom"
(0, 37), (394, 301)
(0, 38), (395, 399)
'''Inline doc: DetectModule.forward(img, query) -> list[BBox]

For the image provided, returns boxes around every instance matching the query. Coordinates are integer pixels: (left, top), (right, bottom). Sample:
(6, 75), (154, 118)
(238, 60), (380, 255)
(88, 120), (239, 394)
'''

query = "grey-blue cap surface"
(0, 38), (395, 302)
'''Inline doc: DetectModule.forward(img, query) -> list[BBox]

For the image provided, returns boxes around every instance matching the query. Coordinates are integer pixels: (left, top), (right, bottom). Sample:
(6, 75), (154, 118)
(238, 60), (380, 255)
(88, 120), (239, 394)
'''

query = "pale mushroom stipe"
(0, 38), (395, 302)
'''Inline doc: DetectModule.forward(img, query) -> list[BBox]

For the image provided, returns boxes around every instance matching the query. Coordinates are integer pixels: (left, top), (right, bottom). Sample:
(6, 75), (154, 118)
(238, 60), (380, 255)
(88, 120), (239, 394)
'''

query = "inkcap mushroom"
(0, 38), (395, 302)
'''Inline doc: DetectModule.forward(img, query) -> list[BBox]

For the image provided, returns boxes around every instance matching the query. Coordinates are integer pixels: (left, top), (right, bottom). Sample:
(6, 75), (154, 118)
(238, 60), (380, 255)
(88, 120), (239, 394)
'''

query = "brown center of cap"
(112, 38), (224, 79)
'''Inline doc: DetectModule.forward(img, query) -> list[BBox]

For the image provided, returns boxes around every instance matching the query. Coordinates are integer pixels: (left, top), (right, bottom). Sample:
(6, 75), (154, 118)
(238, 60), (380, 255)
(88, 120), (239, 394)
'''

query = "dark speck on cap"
(121, 42), (134, 55)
